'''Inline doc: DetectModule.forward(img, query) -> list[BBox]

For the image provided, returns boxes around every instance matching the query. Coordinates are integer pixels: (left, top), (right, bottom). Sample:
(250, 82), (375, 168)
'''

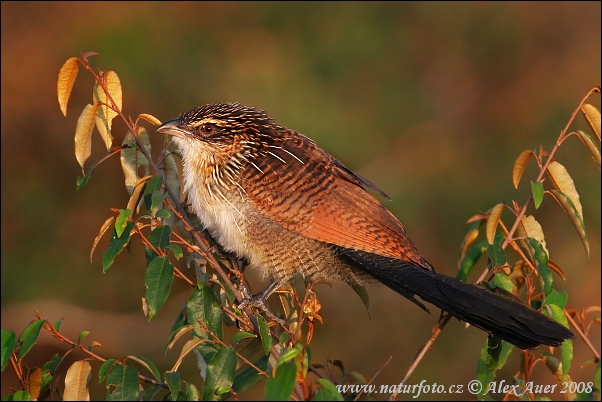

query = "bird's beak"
(157, 119), (190, 139)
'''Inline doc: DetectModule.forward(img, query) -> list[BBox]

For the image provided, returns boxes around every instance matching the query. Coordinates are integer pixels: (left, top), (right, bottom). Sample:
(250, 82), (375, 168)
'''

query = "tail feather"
(340, 248), (574, 349)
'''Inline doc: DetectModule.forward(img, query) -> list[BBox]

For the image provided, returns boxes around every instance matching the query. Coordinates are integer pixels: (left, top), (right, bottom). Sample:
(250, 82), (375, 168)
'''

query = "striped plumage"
(158, 102), (574, 349)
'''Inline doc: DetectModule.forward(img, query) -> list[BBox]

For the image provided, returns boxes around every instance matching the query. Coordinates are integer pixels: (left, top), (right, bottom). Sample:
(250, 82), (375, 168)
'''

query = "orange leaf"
(580, 103), (600, 143)
(512, 149), (535, 189)
(57, 57), (79, 116)
(74, 103), (99, 172)
(486, 203), (505, 245)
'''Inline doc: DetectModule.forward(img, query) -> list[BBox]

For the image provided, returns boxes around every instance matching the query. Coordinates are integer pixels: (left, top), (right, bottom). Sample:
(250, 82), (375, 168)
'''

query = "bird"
(157, 102), (574, 349)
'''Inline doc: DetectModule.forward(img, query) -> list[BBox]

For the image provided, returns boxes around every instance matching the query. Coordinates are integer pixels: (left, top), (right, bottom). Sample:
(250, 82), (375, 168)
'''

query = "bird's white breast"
(175, 136), (251, 260)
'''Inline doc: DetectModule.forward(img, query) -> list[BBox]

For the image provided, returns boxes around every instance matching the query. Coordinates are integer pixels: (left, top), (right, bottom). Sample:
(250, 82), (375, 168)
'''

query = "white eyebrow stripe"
(268, 145), (305, 165)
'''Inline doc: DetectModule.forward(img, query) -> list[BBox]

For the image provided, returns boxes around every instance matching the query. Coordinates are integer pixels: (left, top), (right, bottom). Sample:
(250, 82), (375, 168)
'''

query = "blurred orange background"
(1, 2), (600, 400)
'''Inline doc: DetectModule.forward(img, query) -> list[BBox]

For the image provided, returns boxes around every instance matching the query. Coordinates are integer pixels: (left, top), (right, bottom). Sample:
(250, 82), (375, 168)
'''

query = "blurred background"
(1, 2), (600, 400)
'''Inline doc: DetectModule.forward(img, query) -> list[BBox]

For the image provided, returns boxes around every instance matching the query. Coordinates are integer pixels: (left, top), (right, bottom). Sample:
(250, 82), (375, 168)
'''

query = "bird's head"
(158, 102), (275, 145)
(157, 102), (285, 197)
(158, 102), (277, 170)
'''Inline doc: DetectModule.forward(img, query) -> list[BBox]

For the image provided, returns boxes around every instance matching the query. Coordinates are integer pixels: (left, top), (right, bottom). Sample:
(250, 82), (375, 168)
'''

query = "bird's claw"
(238, 292), (286, 326)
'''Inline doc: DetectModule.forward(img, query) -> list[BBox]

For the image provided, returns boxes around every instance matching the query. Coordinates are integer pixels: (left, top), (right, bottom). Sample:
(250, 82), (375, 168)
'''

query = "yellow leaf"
(93, 71), (122, 150)
(28, 367), (42, 400)
(126, 175), (153, 215)
(64, 360), (91, 401)
(57, 57), (79, 116)
(74, 103), (99, 172)
(466, 213), (488, 224)
(171, 338), (206, 373)
(485, 203), (505, 244)
(546, 161), (584, 220)
(576, 130), (601, 169)
(549, 189), (589, 256)
(516, 215), (549, 258)
(459, 226), (480, 263)
(139, 113), (163, 126)
(512, 149), (535, 189)
(90, 216), (115, 263)
(581, 103), (601, 143)
(165, 325), (196, 353)
(120, 127), (151, 194)
(543, 355), (576, 400)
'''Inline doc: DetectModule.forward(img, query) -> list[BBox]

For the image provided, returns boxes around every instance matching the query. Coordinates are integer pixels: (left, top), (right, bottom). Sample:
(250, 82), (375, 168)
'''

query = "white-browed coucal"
(157, 102), (574, 349)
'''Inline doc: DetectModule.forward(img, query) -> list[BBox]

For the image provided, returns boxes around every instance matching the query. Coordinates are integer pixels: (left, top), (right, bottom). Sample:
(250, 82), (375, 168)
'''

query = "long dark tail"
(340, 249), (574, 349)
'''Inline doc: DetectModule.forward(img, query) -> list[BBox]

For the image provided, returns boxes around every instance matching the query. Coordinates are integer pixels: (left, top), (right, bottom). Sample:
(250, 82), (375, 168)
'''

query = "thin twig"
(354, 355), (393, 401)
(564, 309), (600, 361)
(34, 310), (161, 386)
(389, 314), (452, 400)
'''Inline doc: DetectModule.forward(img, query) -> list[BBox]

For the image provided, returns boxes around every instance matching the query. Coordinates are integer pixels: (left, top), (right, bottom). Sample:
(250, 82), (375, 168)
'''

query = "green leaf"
(230, 331), (256, 345)
(546, 304), (573, 374)
(474, 336), (512, 399)
(52, 319), (62, 332)
(127, 355), (161, 381)
(145, 256), (175, 320)
(115, 209), (132, 238)
(456, 240), (486, 281)
(203, 346), (237, 401)
(528, 237), (553, 295)
(594, 359), (602, 390)
(4, 390), (31, 400)
(77, 331), (89, 344)
(98, 359), (116, 383)
(232, 355), (269, 395)
(279, 331), (290, 346)
(76, 165), (94, 190)
(164, 371), (181, 401)
(1, 329), (17, 371)
(486, 242), (506, 267)
(187, 285), (223, 340)
(257, 315), (272, 356)
(561, 338), (574, 376)
(276, 347), (300, 366)
(143, 175), (163, 210)
(17, 320), (46, 361)
(40, 355), (62, 391)
(150, 191), (167, 212)
(485, 336), (502, 371)
(545, 290), (568, 309)
(106, 364), (139, 401)
(531, 180), (544, 209)
(186, 383), (201, 401)
(156, 209), (171, 218)
(216, 385), (231, 395)
(313, 379), (345, 401)
(492, 273), (515, 293)
(166, 244), (183, 260)
(594, 359), (602, 398)
(148, 225), (171, 250)
(141, 384), (164, 401)
(102, 222), (135, 273)
(265, 362), (296, 401)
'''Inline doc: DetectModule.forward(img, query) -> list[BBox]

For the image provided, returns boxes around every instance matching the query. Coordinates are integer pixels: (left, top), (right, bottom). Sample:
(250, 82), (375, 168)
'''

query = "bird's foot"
(238, 287), (286, 326)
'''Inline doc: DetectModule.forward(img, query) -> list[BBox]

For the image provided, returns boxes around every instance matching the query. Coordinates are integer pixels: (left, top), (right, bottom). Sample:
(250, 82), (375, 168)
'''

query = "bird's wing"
(240, 131), (431, 269)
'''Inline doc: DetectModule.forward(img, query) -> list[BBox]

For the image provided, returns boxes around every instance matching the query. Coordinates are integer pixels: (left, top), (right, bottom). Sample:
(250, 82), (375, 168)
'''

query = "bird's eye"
(200, 123), (215, 135)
